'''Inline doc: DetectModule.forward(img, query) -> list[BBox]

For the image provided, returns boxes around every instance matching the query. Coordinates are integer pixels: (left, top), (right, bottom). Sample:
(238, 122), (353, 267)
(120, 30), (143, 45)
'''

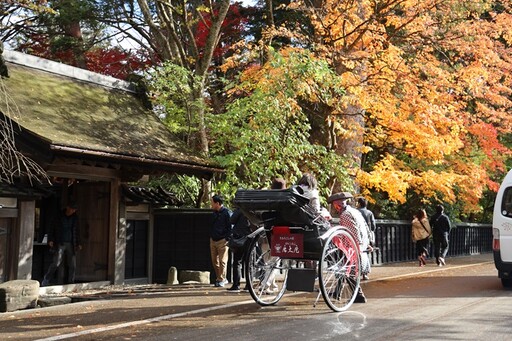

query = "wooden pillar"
(147, 207), (154, 283)
(16, 201), (36, 279)
(107, 179), (121, 284)
(0, 207), (17, 282)
(115, 200), (127, 285)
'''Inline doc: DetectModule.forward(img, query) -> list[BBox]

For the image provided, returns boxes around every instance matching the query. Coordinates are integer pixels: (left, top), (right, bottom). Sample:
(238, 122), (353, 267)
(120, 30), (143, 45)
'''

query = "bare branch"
(0, 74), (49, 185)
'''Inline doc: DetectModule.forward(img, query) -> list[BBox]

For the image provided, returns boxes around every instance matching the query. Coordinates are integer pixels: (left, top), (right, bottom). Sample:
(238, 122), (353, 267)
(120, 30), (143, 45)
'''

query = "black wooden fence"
(153, 209), (213, 284)
(371, 220), (492, 265)
(152, 209), (493, 284)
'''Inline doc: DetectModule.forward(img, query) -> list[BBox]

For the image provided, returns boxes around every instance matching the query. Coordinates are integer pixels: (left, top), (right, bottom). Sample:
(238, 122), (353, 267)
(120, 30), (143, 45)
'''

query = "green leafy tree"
(145, 62), (207, 148)
(259, 0), (512, 221)
(210, 48), (353, 203)
(145, 174), (201, 207)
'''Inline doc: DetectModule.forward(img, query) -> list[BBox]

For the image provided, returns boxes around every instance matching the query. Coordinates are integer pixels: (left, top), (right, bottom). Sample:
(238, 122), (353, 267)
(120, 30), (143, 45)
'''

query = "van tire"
(501, 278), (512, 288)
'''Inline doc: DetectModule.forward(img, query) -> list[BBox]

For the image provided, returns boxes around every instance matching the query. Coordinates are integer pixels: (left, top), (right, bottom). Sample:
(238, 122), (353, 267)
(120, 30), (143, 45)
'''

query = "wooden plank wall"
(75, 181), (110, 282)
(153, 209), (214, 284)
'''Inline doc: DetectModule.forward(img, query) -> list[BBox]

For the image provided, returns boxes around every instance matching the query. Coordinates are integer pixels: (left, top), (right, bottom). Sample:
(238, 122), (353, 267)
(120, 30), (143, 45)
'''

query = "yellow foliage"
(356, 155), (413, 203)
(291, 0), (512, 213)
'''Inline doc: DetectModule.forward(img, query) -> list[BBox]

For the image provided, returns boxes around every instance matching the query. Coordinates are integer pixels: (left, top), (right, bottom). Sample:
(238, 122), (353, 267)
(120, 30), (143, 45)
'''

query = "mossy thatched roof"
(0, 59), (221, 178)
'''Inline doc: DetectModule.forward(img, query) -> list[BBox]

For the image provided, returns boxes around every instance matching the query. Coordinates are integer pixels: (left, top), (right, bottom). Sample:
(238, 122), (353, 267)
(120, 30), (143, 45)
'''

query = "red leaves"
(18, 34), (153, 80)
(84, 48), (153, 80)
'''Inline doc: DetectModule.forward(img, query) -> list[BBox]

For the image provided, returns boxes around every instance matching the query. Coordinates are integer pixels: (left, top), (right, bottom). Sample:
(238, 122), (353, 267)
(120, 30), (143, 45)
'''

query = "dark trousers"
(231, 247), (246, 287)
(44, 242), (76, 284)
(416, 237), (430, 257)
(433, 232), (449, 263)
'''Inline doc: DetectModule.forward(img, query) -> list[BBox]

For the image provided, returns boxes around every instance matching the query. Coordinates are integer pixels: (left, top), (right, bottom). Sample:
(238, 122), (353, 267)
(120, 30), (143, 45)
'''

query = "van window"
(502, 187), (512, 218)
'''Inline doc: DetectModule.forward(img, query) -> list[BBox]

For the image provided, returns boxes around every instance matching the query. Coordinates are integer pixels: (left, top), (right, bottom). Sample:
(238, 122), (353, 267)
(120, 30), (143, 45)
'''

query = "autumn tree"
(0, 1), (153, 79)
(265, 0), (512, 219)
(2, 0), (100, 68)
(211, 48), (353, 201)
(3, 1), (247, 205)
(145, 0), (512, 214)
(127, 1), (252, 204)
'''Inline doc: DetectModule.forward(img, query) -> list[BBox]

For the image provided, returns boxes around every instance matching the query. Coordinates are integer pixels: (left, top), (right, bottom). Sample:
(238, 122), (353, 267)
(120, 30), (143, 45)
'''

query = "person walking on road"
(210, 194), (232, 287)
(356, 197), (376, 280)
(328, 192), (371, 303)
(430, 204), (452, 266)
(357, 197), (376, 242)
(411, 209), (432, 267)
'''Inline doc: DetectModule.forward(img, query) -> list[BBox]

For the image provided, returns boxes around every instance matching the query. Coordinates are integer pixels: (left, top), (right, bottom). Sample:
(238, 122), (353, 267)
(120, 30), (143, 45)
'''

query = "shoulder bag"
(419, 220), (431, 236)
(228, 234), (248, 250)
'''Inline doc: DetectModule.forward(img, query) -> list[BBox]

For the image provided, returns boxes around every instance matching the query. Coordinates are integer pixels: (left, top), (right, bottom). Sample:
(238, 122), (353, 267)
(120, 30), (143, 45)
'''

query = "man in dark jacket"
(41, 202), (81, 286)
(356, 197), (376, 280)
(430, 204), (452, 266)
(357, 197), (376, 243)
(210, 194), (232, 287)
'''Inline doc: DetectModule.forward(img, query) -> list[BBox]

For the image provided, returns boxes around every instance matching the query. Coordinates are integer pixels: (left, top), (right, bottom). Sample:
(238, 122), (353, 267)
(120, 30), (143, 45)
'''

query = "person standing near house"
(227, 207), (251, 292)
(210, 194), (232, 287)
(41, 202), (81, 286)
(430, 204), (452, 266)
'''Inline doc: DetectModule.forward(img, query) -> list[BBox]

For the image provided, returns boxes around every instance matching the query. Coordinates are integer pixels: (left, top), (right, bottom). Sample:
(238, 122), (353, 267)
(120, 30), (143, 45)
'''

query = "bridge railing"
(371, 220), (492, 265)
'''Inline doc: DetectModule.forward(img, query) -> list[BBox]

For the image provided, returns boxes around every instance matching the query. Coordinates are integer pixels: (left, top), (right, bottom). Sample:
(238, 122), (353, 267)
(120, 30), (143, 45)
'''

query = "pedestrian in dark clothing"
(210, 194), (232, 287)
(42, 202), (81, 286)
(356, 197), (376, 280)
(227, 208), (252, 292)
(357, 197), (376, 245)
(430, 204), (452, 266)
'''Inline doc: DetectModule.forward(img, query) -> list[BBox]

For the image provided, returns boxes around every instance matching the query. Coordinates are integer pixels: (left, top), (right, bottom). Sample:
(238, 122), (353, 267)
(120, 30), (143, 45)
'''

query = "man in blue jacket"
(210, 194), (232, 287)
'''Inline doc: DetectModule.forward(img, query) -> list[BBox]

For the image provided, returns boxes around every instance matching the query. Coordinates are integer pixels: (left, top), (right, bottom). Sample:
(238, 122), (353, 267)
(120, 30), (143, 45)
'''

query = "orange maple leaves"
(293, 0), (512, 212)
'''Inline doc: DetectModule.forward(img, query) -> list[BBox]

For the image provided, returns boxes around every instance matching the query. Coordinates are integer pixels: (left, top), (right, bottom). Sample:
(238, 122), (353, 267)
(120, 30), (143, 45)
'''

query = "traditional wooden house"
(0, 51), (222, 286)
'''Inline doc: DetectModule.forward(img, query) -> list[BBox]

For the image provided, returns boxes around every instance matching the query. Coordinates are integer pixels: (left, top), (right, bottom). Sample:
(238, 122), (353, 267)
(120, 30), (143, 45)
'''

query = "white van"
(493, 169), (512, 288)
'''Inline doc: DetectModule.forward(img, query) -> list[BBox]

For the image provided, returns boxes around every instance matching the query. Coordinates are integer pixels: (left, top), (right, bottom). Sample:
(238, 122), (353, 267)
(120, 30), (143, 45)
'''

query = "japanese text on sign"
(271, 233), (304, 258)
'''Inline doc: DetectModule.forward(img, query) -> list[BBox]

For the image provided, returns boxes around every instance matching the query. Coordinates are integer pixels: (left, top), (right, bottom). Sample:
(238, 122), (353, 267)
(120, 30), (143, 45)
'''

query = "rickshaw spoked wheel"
(245, 229), (288, 305)
(318, 226), (361, 312)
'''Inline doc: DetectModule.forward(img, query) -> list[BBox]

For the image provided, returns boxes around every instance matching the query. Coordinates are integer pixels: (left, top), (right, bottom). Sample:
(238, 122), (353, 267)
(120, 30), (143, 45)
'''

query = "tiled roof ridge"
(121, 184), (184, 207)
(3, 50), (136, 93)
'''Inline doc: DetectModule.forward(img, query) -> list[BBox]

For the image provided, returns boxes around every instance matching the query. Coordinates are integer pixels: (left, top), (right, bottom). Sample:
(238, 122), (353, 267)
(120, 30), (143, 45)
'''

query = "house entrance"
(125, 220), (148, 279)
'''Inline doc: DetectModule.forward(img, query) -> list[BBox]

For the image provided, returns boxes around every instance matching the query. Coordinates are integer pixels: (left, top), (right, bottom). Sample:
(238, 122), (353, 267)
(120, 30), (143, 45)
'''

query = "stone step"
(0, 280), (39, 312)
(38, 296), (72, 307)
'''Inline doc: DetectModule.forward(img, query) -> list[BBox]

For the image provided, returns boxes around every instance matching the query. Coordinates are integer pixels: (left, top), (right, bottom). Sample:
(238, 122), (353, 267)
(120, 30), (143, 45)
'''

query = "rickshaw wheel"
(245, 229), (288, 305)
(319, 226), (361, 312)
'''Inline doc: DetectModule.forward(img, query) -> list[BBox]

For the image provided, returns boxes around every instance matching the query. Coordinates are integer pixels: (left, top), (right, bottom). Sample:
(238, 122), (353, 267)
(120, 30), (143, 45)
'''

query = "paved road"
(1, 253), (509, 340)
